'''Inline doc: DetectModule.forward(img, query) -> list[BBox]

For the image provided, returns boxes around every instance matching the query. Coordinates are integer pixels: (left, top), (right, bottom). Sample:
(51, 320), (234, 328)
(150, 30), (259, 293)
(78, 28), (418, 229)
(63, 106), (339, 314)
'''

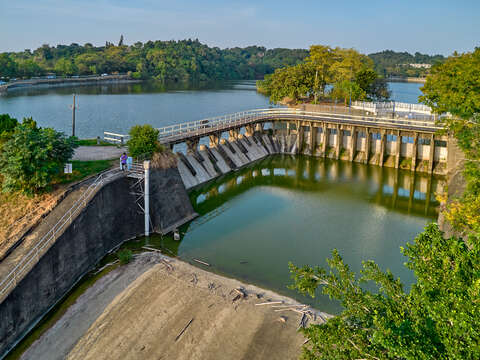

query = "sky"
(0, 0), (479, 55)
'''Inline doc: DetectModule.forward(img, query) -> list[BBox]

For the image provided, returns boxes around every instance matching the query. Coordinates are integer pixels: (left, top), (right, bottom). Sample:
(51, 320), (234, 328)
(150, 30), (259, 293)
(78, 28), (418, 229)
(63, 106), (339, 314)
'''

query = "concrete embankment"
(0, 75), (139, 94)
(0, 163), (196, 357)
(387, 77), (427, 83)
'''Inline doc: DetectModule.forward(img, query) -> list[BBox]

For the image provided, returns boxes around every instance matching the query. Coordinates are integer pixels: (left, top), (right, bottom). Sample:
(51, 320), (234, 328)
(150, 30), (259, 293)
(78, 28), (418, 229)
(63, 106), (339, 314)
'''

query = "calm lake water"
(0, 80), (423, 138)
(152, 155), (441, 314)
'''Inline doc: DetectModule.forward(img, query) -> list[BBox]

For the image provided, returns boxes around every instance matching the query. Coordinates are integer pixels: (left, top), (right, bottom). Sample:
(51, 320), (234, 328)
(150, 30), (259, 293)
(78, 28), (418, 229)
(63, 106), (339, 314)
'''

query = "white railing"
(104, 131), (130, 145)
(104, 107), (441, 146)
(0, 169), (120, 302)
(352, 101), (432, 115)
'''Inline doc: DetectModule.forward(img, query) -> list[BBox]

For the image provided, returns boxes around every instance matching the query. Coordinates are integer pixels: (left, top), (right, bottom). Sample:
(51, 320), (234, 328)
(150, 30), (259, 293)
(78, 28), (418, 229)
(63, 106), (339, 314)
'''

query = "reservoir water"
(0, 80), (424, 139)
(168, 155), (441, 314)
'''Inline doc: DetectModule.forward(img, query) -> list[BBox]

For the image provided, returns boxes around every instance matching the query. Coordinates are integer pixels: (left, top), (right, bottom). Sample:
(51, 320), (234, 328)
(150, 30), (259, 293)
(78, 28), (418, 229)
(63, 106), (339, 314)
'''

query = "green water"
(165, 155), (442, 314)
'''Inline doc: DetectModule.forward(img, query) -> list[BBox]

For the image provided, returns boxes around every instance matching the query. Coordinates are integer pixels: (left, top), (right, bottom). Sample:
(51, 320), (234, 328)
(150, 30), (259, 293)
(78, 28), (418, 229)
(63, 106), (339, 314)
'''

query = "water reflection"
(190, 155), (443, 221)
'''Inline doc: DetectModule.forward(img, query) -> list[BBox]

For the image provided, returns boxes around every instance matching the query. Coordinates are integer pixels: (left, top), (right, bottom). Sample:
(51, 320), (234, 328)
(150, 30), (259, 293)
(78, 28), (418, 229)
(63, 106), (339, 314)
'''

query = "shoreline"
(0, 75), (142, 94)
(387, 76), (427, 84)
(17, 252), (328, 360)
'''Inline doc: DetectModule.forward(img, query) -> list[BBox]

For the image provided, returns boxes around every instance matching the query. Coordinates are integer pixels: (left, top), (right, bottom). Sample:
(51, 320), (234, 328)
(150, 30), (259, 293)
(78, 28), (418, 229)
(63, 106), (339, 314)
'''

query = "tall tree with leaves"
(420, 48), (480, 235)
(0, 119), (77, 194)
(307, 45), (336, 99)
(127, 124), (161, 158)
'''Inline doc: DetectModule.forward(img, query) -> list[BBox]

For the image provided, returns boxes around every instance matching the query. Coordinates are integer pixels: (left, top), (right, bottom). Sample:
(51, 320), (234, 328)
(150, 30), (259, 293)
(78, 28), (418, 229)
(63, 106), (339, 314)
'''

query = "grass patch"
(55, 160), (114, 185)
(117, 249), (133, 264)
(75, 138), (118, 147)
(399, 157), (412, 169)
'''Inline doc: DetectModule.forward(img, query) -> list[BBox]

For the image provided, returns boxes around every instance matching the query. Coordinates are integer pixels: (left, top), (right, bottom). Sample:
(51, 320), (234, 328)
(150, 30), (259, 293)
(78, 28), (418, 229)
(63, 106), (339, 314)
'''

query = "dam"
(0, 105), (450, 357)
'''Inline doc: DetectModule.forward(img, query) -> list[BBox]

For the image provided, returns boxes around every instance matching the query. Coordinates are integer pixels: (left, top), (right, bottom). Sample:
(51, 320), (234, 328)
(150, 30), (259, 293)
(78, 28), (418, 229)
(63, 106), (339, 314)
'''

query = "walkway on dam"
(104, 107), (442, 149)
(72, 146), (126, 161)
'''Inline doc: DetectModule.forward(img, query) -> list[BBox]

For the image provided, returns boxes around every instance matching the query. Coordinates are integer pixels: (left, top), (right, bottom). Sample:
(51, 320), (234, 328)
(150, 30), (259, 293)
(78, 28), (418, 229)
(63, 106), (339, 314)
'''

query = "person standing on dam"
(120, 152), (127, 171)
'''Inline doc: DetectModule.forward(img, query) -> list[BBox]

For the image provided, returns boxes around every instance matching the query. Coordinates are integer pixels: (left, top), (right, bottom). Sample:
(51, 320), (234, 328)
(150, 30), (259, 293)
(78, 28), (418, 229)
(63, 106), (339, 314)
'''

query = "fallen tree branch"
(255, 301), (283, 306)
(175, 318), (194, 342)
(142, 246), (162, 253)
(193, 258), (210, 266)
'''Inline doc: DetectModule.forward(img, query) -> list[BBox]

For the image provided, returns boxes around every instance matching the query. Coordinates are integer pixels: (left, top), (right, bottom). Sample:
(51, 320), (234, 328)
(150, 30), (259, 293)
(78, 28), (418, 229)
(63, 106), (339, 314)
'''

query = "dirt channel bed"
(22, 253), (328, 360)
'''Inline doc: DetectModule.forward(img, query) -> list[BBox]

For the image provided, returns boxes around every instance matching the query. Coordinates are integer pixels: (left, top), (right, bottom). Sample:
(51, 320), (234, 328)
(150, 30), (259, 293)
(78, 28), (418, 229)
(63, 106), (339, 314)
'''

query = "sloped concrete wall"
(0, 166), (195, 357)
(177, 134), (281, 190)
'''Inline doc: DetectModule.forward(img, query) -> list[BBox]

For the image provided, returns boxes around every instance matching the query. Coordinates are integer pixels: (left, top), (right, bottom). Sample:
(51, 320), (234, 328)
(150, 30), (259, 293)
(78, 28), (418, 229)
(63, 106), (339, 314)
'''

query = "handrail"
(0, 168), (121, 302)
(104, 107), (442, 146)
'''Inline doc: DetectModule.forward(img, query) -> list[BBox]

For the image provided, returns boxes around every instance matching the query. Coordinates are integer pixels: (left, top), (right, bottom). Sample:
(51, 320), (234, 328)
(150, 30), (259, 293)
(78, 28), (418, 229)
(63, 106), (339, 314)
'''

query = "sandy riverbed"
(22, 252), (328, 360)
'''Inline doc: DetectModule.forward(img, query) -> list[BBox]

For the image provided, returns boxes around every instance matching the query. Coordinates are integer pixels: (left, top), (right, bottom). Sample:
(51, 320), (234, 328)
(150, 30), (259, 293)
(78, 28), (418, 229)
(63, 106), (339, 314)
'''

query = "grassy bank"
(55, 159), (114, 185)
(74, 138), (117, 147)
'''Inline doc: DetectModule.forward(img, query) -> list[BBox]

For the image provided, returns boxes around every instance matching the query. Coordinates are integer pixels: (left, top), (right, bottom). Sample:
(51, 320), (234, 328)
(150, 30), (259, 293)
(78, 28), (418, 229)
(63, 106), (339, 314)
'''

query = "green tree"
(54, 58), (77, 76)
(307, 45), (336, 99)
(0, 114), (18, 137)
(127, 124), (161, 158)
(420, 48), (480, 235)
(0, 114), (19, 150)
(420, 48), (480, 120)
(330, 80), (366, 105)
(0, 54), (17, 78)
(257, 45), (387, 104)
(262, 63), (315, 103)
(0, 119), (77, 194)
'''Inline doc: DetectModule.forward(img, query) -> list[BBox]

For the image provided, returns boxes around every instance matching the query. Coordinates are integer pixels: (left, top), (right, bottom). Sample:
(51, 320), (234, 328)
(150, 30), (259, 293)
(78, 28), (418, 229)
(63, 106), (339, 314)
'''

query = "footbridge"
(106, 107), (441, 146)
(105, 106), (448, 178)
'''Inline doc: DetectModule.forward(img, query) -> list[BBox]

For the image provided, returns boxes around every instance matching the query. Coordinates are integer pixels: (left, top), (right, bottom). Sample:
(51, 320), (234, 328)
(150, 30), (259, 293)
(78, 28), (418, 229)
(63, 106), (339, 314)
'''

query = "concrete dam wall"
(177, 132), (298, 189)
(0, 165), (196, 357)
(175, 126), (448, 191)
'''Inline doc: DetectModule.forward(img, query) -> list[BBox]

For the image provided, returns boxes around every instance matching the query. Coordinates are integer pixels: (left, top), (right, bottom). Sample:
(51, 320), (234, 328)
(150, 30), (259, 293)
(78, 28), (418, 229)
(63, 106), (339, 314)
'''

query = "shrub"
(127, 124), (161, 158)
(117, 249), (133, 264)
(0, 114), (18, 145)
(0, 119), (77, 194)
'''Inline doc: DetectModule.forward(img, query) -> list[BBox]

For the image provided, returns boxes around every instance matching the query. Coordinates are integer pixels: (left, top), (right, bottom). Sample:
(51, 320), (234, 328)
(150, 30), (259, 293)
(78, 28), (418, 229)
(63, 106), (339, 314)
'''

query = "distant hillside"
(0, 40), (447, 82)
(0, 39), (308, 82)
(368, 50), (445, 78)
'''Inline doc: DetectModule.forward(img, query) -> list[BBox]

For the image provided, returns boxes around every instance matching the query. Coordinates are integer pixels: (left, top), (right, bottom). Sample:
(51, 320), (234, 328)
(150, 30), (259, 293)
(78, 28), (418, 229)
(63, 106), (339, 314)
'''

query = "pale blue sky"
(0, 0), (478, 54)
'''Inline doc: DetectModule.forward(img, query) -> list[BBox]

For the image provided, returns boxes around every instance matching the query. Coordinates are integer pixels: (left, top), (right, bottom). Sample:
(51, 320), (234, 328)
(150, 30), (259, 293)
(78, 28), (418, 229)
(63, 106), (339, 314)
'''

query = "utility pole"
(144, 160), (150, 237)
(349, 65), (353, 114)
(69, 94), (79, 137)
(314, 69), (318, 104)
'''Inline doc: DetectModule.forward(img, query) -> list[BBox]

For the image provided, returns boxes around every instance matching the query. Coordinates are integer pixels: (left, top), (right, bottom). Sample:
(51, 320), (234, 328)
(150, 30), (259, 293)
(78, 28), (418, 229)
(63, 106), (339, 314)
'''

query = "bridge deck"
(104, 108), (441, 145)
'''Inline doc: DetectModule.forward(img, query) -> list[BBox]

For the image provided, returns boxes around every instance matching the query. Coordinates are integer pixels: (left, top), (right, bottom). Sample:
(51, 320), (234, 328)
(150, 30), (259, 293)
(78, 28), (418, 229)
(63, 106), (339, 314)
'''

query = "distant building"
(408, 63), (432, 69)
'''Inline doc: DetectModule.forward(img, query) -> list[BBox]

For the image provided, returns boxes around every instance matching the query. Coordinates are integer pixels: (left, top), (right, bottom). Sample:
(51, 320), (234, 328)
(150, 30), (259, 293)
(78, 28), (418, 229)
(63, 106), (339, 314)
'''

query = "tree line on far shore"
(0, 39), (308, 82)
(0, 37), (444, 83)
